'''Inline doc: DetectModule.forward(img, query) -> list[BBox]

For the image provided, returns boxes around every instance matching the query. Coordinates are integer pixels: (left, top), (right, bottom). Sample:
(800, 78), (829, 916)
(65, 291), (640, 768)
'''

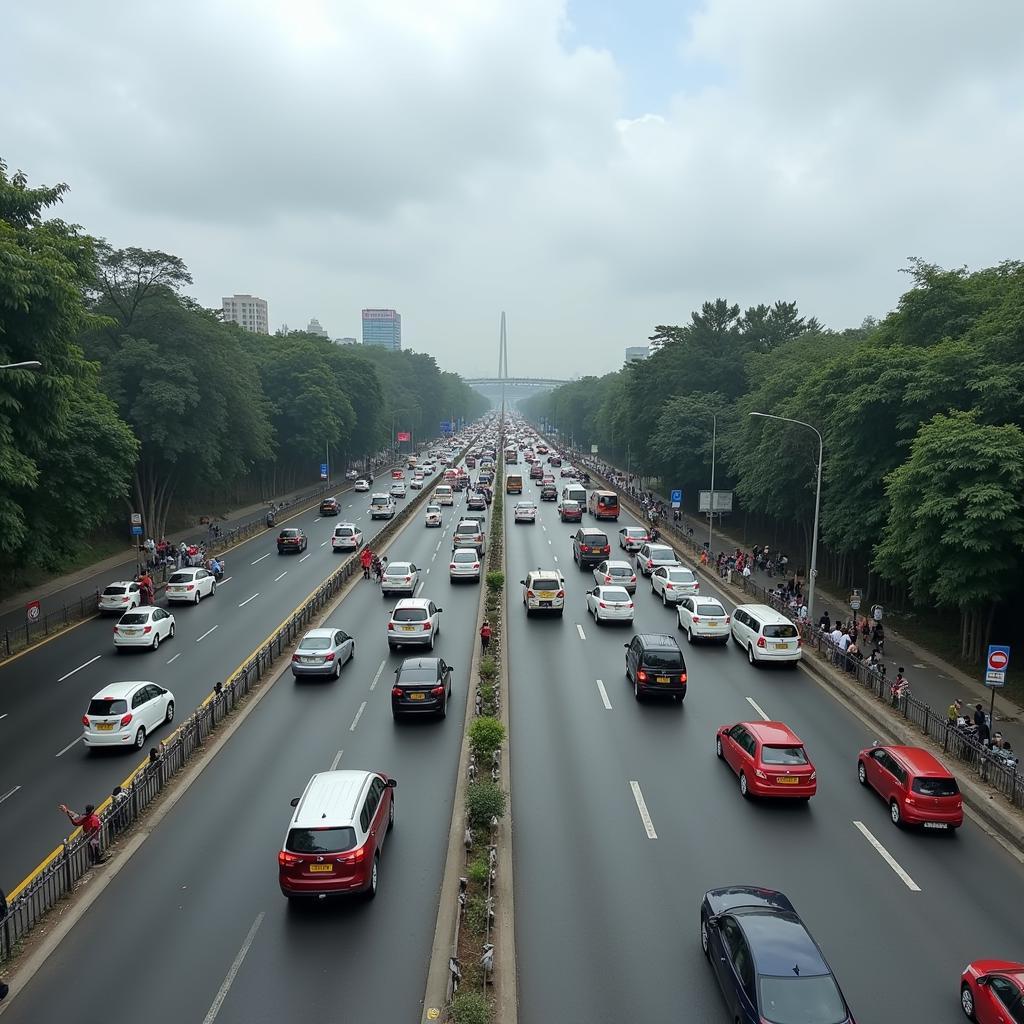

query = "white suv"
(369, 494), (396, 520)
(730, 603), (802, 665)
(521, 569), (565, 617)
(99, 581), (142, 614)
(387, 598), (443, 650)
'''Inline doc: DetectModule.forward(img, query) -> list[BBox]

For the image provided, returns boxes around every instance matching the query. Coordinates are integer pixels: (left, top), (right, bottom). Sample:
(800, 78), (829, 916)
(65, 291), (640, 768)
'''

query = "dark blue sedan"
(699, 886), (855, 1023)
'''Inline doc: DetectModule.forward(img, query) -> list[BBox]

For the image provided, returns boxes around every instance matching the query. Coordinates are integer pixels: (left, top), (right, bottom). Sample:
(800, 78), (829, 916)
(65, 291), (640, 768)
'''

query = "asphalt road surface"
(0, 469), (436, 892)
(2, 471), (483, 1023)
(506, 477), (1024, 1024)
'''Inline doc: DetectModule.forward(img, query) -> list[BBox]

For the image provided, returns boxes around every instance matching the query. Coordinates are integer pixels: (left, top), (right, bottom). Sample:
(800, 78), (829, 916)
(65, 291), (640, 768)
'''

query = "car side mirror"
(623, 643), (629, 649)
(290, 797), (299, 807)
(436, 608), (443, 613)
(387, 779), (397, 789)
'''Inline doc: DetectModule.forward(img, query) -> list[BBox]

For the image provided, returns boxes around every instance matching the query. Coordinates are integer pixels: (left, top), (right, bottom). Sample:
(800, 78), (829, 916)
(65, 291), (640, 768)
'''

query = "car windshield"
(764, 624), (799, 639)
(397, 667), (438, 683)
(88, 698), (128, 716)
(453, 550), (476, 562)
(601, 588), (630, 602)
(118, 613), (148, 625)
(103, 585), (128, 596)
(667, 569), (695, 581)
(562, 502), (580, 510)
(625, 529), (645, 537)
(606, 565), (632, 576)
(299, 636), (333, 651)
(758, 973), (848, 1024)
(456, 525), (477, 534)
(337, 528), (353, 536)
(532, 578), (560, 590)
(649, 546), (674, 559)
(386, 564), (412, 575)
(281, 529), (299, 537)
(168, 574), (192, 584)
(642, 650), (683, 670)
(912, 776), (960, 797)
(426, 507), (440, 513)
(697, 603), (724, 616)
(392, 608), (427, 622)
(761, 745), (809, 766)
(286, 827), (357, 855)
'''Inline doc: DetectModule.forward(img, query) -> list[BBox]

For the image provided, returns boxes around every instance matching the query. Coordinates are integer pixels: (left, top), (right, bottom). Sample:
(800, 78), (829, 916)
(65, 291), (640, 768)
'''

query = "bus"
(504, 447), (518, 465)
(588, 490), (619, 521)
(506, 473), (523, 494)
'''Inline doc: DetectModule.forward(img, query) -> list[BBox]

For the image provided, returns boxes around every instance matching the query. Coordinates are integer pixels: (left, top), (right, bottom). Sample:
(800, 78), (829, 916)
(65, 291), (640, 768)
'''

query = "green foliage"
(467, 856), (490, 887)
(469, 716), (505, 761)
(479, 656), (497, 679)
(450, 991), (491, 1024)
(464, 894), (490, 935)
(485, 570), (504, 592)
(466, 781), (506, 829)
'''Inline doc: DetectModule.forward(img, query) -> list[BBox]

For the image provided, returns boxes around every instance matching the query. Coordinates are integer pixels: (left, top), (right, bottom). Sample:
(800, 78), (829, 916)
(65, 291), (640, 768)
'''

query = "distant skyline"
(4, 1), (1024, 377)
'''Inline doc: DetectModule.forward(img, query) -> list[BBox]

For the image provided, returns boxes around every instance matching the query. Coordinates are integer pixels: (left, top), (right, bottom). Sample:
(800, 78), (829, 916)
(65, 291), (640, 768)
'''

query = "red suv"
(279, 770), (396, 900)
(716, 721), (817, 800)
(857, 743), (963, 830)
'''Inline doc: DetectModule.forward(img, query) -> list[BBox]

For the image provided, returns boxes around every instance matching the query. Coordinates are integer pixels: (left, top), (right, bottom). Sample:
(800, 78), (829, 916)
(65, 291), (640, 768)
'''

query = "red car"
(279, 769), (396, 900)
(559, 501), (583, 522)
(716, 721), (817, 800)
(961, 960), (1024, 1022)
(857, 743), (963, 830)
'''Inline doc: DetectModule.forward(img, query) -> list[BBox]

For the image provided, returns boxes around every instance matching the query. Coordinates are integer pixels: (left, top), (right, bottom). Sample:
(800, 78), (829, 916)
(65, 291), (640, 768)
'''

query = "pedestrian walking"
(360, 547), (373, 580)
(479, 620), (492, 654)
(58, 803), (105, 863)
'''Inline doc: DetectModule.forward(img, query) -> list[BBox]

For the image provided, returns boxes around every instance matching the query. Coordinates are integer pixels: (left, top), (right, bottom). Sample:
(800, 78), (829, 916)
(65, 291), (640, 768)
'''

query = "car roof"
(743, 721), (804, 746)
(734, 910), (831, 978)
(291, 770), (373, 828)
(90, 680), (153, 699)
(597, 585), (630, 596)
(634, 633), (681, 649)
(394, 598), (431, 609)
(737, 603), (794, 622)
(106, 580), (137, 587)
(301, 627), (341, 640)
(602, 559), (633, 568)
(335, 521), (357, 528)
(528, 568), (562, 578)
(122, 605), (159, 614)
(884, 745), (954, 777)
(398, 657), (442, 670)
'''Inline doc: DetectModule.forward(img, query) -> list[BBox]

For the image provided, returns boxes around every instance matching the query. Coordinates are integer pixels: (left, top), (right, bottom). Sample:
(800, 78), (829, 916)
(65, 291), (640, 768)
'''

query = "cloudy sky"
(4, 1), (1023, 378)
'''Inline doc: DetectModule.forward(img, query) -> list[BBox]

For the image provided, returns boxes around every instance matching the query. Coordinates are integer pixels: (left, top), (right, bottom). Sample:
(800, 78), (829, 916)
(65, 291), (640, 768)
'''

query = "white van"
(434, 484), (454, 506)
(561, 484), (587, 506)
(730, 604), (802, 666)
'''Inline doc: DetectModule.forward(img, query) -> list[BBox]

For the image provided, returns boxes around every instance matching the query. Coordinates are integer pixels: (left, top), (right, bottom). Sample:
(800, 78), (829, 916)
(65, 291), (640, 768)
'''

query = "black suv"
(540, 484), (558, 502)
(571, 528), (610, 570)
(624, 633), (687, 702)
(391, 657), (453, 720)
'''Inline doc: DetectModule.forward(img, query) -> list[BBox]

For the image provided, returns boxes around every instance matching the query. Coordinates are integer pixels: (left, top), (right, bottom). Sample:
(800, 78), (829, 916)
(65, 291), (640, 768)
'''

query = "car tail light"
(581, 545), (590, 553)
(121, 596), (129, 603)
(754, 769), (768, 780)
(186, 584), (195, 591)
(603, 576), (612, 584)
(647, 560), (653, 569)
(557, 590), (565, 598)
(680, 673), (687, 683)
(113, 626), (119, 633)
(628, 602), (634, 608)
(404, 576), (411, 582)
(338, 846), (367, 866)
(473, 563), (480, 569)
(694, 582), (699, 590)
(278, 851), (303, 868)
(666, 583), (674, 590)
(143, 625), (152, 634)
(430, 685), (445, 696)
(291, 653), (300, 661)
(757, 637), (766, 648)
(637, 670), (648, 681)
(598, 602), (607, 609)
(797, 636), (803, 646)
(630, 575), (636, 583)
(323, 652), (335, 661)
(692, 616), (700, 623)
(450, 563), (457, 569)
(725, 615), (731, 624)
(526, 589), (535, 598)
(423, 622), (432, 630)
(387, 622), (395, 631)
(120, 713), (133, 727)
(392, 687), (404, 697)
(82, 715), (89, 726)
(809, 771), (817, 780)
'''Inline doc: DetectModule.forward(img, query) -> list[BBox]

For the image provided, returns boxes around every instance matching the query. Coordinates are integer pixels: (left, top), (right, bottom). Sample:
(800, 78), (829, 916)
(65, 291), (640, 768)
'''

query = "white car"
(521, 569), (565, 616)
(618, 527), (648, 552)
(165, 567), (217, 604)
(291, 627), (355, 678)
(390, 482), (407, 499)
(381, 561), (420, 596)
(345, 469), (359, 480)
(592, 560), (637, 594)
(387, 598), (443, 650)
(424, 505), (443, 528)
(83, 681), (175, 750)
(369, 494), (396, 519)
(585, 585), (634, 624)
(113, 607), (176, 651)
(99, 581), (142, 614)
(637, 543), (680, 577)
(449, 548), (481, 582)
(676, 596), (730, 644)
(331, 523), (362, 551)
(354, 478), (371, 492)
(651, 565), (699, 604)
(514, 501), (537, 523)
(409, 477), (423, 490)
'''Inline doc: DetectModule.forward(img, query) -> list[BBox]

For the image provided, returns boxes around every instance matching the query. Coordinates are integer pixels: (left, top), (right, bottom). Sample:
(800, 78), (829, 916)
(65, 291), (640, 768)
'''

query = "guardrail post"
(61, 839), (72, 894)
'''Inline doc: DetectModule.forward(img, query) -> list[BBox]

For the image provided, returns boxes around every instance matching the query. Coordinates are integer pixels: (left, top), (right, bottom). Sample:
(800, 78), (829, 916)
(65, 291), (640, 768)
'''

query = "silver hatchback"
(291, 628), (355, 679)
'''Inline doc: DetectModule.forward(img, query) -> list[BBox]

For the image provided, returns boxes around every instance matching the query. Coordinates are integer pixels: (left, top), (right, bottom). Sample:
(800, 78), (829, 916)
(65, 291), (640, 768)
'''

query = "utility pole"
(708, 413), (716, 553)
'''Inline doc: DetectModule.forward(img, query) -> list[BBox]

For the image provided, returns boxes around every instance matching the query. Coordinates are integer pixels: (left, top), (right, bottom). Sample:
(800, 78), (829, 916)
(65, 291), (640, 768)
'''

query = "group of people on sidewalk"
(359, 546), (388, 583)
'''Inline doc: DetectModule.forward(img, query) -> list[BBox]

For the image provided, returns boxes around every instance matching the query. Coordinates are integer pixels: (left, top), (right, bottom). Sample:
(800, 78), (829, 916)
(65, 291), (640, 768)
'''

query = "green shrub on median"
(469, 716), (505, 762)
(466, 780), (506, 829)
(450, 991), (491, 1024)
(485, 570), (504, 592)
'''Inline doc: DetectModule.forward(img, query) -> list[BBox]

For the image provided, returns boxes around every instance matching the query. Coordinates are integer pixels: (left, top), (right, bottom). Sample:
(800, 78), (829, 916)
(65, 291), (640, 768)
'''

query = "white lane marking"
(431, 552), (437, 561)
(166, 653), (182, 665)
(55, 735), (83, 758)
(251, 553), (271, 565)
(746, 697), (771, 721)
(274, 571), (288, 582)
(219, 576), (233, 585)
(576, 623), (586, 640)
(434, 541), (441, 552)
(329, 749), (344, 770)
(313, 517), (321, 523)
(320, 541), (328, 548)
(349, 701), (367, 732)
(541, 524), (547, 532)
(0, 713), (8, 722)
(202, 911), (265, 1024)
(370, 659), (386, 691)
(596, 679), (612, 710)
(299, 553), (311, 563)
(553, 555), (558, 562)
(57, 655), (101, 683)
(0, 785), (22, 805)
(853, 821), (921, 891)
(196, 625), (220, 642)
(629, 781), (658, 839)
(238, 593), (260, 607)
(415, 581), (425, 597)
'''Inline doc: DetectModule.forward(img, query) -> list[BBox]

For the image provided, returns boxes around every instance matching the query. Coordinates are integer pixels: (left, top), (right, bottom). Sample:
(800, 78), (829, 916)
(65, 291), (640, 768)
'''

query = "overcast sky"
(4, 1), (1023, 378)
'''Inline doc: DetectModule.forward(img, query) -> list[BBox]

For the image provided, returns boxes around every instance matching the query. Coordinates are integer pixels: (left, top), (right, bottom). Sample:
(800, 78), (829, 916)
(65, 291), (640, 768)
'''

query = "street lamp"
(0, 361), (42, 370)
(708, 413), (717, 554)
(749, 412), (823, 623)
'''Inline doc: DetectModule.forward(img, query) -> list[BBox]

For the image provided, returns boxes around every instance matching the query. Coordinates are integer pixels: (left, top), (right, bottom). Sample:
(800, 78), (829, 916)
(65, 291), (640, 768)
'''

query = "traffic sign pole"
(984, 645), (1011, 733)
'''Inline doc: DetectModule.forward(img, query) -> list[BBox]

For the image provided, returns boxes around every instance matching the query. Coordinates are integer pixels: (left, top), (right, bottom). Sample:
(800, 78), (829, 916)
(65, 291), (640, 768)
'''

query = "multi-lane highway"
(506, 470), (1024, 1024)
(1, 460), (486, 1022)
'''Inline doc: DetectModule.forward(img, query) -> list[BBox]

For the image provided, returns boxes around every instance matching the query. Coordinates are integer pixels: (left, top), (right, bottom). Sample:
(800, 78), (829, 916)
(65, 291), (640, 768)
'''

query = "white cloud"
(3, 0), (1023, 376)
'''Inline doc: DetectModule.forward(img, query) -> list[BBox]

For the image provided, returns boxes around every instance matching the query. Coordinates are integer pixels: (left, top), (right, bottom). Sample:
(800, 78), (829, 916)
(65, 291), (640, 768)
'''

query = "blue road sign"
(440, 420), (452, 433)
(320, 463), (329, 480)
(986, 644), (1011, 686)
(130, 525), (143, 536)
(670, 488), (682, 509)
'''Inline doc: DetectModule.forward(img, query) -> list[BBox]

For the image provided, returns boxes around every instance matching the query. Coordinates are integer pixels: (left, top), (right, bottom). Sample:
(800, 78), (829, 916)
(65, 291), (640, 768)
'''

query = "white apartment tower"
(222, 294), (269, 334)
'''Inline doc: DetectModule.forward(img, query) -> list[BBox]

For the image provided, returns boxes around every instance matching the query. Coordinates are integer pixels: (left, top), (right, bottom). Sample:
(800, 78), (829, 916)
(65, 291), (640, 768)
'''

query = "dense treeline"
(522, 264), (1024, 661)
(0, 161), (487, 581)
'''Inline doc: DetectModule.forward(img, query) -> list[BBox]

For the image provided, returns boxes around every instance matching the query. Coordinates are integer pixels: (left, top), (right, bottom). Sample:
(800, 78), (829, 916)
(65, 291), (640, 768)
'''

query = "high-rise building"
(362, 308), (402, 350)
(307, 318), (328, 338)
(222, 294), (269, 334)
(625, 346), (650, 363)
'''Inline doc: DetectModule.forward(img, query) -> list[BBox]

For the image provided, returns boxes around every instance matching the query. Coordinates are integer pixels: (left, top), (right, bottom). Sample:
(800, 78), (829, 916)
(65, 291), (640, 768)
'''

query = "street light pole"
(0, 361), (42, 370)
(708, 413), (717, 555)
(749, 412), (823, 623)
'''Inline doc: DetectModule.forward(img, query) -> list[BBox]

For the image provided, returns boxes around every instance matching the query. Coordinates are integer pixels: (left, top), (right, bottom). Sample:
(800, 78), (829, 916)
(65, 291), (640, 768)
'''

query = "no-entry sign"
(986, 645), (1011, 686)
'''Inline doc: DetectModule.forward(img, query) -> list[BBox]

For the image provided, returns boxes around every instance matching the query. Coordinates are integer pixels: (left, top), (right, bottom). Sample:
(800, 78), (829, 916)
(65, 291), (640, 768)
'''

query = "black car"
(700, 886), (854, 1024)
(391, 657), (454, 720)
(540, 484), (558, 502)
(624, 633), (687, 701)
(277, 528), (308, 554)
(571, 528), (610, 569)
(319, 497), (340, 516)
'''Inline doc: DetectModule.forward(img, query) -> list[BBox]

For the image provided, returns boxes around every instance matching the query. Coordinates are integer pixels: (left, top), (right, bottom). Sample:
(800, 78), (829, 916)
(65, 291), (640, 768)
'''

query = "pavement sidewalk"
(579, 454), (1024, 757)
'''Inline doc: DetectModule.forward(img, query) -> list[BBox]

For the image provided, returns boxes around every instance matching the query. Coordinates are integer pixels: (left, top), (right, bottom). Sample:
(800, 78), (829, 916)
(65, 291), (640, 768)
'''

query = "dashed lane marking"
(238, 593), (260, 608)
(596, 679), (612, 709)
(853, 820), (921, 891)
(329, 749), (344, 770)
(0, 785), (21, 805)
(629, 780), (658, 839)
(576, 624), (586, 640)
(251, 553), (270, 565)
(370, 659), (386, 691)
(55, 735), (83, 758)
(57, 655), (102, 683)
(274, 571), (287, 582)
(196, 625), (220, 641)
(202, 912), (265, 1024)
(299, 553), (311, 563)
(166, 653), (182, 665)
(746, 697), (771, 721)
(349, 701), (367, 732)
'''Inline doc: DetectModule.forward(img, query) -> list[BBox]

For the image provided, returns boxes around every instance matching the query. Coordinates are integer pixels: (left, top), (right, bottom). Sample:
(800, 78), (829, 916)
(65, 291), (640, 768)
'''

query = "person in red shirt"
(360, 547), (373, 579)
(479, 620), (492, 654)
(58, 803), (106, 864)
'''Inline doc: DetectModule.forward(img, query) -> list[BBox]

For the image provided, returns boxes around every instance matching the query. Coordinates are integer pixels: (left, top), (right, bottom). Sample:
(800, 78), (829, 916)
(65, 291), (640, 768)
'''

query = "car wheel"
(687, 626), (694, 645)
(428, 631), (435, 650)
(747, 645), (756, 665)
(134, 726), (146, 749)
(961, 983), (976, 1020)
(388, 798), (395, 832)
(857, 761), (868, 786)
(716, 736), (723, 759)
(890, 800), (902, 827)
(152, 632), (161, 650)
(165, 700), (175, 724)
(739, 772), (750, 799)
(211, 582), (216, 596)
(334, 659), (342, 680)
(634, 677), (642, 702)
(662, 591), (668, 607)
(366, 854), (379, 900)
(650, 581), (656, 594)
(349, 643), (355, 662)
(700, 916), (710, 959)
(195, 590), (201, 604)
(438, 695), (447, 719)
(388, 642), (396, 651)
(169, 623), (175, 639)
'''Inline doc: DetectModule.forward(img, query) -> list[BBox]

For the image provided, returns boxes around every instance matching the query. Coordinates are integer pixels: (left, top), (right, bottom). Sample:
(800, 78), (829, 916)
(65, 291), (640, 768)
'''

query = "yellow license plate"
(96, 723), (115, 731)
(401, 626), (416, 632)
(656, 676), (670, 683)
(777, 777), (799, 784)
(538, 592), (554, 599)
(409, 692), (426, 701)
(774, 643), (789, 650)
(308, 864), (334, 873)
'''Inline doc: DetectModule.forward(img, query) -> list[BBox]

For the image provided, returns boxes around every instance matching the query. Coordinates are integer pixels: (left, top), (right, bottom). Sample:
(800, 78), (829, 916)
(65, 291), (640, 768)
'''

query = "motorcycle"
(266, 510), (276, 528)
